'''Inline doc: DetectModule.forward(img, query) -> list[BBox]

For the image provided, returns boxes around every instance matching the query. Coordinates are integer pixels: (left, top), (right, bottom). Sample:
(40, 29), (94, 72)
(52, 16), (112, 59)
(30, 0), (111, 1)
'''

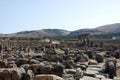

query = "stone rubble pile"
(0, 37), (119, 80)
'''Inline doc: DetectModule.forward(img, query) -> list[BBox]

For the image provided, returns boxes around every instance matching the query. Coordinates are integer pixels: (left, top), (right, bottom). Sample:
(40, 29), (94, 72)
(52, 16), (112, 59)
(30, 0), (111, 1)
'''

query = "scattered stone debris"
(0, 36), (119, 80)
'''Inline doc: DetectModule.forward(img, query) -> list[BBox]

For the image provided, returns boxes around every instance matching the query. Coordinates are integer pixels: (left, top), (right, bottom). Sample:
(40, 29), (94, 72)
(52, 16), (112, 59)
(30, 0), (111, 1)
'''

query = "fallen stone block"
(34, 74), (64, 80)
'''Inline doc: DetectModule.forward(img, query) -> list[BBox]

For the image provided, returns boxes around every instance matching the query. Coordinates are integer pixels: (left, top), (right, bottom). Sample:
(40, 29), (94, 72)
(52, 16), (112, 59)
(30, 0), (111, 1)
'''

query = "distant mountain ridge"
(95, 23), (120, 33)
(42, 29), (70, 36)
(5, 29), (71, 38)
(0, 23), (120, 38)
(69, 23), (120, 37)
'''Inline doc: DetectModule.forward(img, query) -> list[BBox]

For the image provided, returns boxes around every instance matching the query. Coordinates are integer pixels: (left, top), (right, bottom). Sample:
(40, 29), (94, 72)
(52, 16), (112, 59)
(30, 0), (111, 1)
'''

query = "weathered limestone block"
(16, 58), (29, 67)
(29, 64), (43, 75)
(11, 67), (26, 80)
(34, 74), (64, 80)
(24, 70), (34, 80)
(0, 69), (12, 80)
(89, 59), (98, 65)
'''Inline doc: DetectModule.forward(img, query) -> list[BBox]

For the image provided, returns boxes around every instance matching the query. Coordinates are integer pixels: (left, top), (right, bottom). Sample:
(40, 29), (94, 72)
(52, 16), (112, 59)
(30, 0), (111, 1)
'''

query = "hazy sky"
(0, 0), (120, 34)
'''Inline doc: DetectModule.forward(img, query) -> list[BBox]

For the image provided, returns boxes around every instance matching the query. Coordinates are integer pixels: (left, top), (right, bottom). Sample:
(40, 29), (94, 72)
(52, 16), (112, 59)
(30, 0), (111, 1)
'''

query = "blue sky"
(0, 0), (120, 34)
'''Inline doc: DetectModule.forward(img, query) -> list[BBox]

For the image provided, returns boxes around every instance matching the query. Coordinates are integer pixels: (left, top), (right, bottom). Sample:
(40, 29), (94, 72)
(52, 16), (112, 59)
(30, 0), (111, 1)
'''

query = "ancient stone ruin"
(0, 35), (119, 80)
